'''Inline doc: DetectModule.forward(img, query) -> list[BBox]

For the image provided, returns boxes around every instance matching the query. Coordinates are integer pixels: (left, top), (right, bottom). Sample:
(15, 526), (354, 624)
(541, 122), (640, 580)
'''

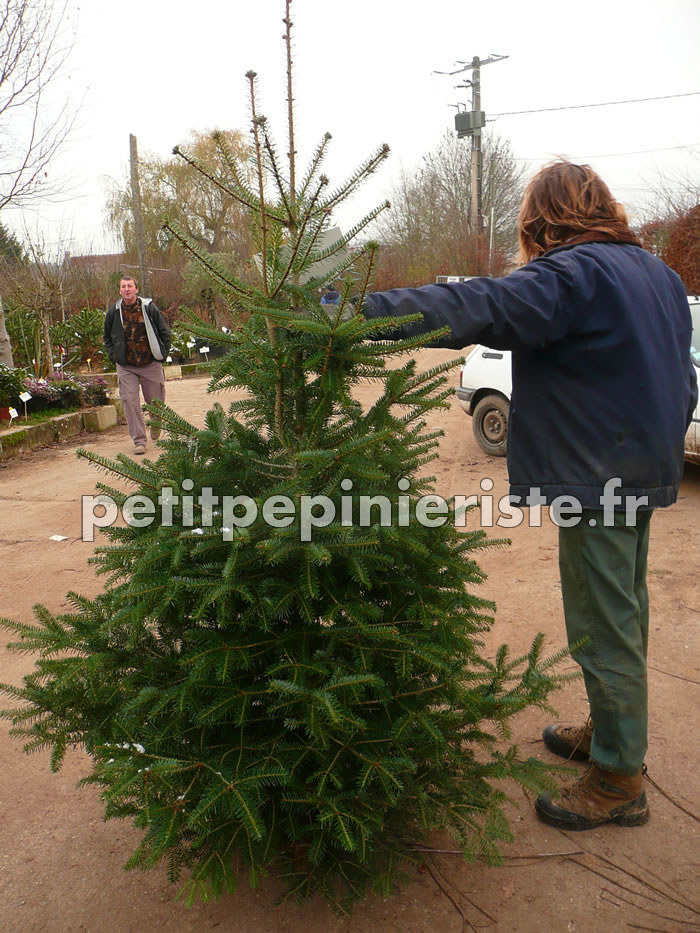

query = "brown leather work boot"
(535, 764), (649, 830)
(542, 719), (592, 762)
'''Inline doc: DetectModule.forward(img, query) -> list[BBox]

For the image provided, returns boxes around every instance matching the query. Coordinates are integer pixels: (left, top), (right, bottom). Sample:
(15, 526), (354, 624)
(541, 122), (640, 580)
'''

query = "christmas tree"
(1, 2), (572, 911)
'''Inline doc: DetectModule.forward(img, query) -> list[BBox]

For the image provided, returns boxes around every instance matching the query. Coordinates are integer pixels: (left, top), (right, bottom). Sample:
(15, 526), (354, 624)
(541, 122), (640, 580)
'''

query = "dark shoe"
(535, 764), (649, 830)
(543, 720), (592, 762)
(133, 443), (146, 455)
(149, 425), (161, 441)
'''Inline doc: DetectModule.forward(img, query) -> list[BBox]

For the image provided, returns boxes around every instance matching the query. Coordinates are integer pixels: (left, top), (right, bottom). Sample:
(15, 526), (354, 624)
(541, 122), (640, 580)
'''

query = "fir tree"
(0, 222), (25, 264)
(1, 2), (574, 911)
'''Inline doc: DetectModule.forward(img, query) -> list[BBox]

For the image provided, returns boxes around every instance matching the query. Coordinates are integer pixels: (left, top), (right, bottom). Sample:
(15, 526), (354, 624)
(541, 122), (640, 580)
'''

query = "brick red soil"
(1, 353), (698, 933)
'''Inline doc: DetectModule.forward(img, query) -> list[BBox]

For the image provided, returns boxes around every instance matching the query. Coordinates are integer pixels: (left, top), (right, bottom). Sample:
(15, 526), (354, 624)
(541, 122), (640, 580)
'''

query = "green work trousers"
(558, 508), (653, 775)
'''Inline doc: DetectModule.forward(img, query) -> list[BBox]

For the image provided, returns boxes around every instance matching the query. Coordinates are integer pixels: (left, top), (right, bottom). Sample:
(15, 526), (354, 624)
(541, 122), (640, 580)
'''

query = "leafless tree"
(646, 163), (699, 220)
(0, 0), (76, 366)
(634, 162), (700, 292)
(0, 0), (75, 209)
(375, 132), (526, 284)
(0, 235), (69, 373)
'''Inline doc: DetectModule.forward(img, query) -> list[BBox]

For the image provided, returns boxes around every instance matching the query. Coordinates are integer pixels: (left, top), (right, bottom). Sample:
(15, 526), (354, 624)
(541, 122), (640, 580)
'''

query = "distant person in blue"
(321, 284), (341, 306)
(362, 161), (697, 832)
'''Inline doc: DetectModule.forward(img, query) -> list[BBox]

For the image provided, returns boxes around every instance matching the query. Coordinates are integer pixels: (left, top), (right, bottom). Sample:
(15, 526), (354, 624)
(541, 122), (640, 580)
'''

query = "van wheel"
(472, 394), (508, 456)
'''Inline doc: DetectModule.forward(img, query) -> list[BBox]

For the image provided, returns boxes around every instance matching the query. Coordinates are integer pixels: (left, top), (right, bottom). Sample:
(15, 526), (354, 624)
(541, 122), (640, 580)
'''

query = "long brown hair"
(518, 161), (641, 263)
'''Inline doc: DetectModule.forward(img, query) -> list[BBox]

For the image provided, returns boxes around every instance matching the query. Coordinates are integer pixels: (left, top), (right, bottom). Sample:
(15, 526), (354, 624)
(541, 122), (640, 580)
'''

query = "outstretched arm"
(362, 254), (579, 351)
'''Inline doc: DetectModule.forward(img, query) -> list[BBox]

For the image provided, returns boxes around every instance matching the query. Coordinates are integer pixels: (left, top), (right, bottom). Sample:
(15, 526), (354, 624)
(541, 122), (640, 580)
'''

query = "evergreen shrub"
(0, 363), (27, 407)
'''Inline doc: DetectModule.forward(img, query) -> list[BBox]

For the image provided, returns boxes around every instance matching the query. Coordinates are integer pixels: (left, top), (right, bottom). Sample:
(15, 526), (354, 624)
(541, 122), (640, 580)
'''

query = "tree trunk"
(40, 311), (54, 376)
(0, 293), (15, 367)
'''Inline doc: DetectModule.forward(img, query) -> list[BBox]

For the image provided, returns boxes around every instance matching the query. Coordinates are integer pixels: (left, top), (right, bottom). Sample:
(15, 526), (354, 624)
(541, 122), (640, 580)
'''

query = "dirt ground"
(1, 352), (698, 933)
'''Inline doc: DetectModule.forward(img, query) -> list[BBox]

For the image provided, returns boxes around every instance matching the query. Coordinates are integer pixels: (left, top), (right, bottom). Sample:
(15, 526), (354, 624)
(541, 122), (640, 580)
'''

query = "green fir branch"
(173, 141), (286, 225)
(297, 132), (332, 201)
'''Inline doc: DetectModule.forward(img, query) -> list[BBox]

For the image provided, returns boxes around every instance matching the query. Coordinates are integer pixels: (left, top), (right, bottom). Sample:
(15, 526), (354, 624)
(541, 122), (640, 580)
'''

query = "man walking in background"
(103, 275), (171, 455)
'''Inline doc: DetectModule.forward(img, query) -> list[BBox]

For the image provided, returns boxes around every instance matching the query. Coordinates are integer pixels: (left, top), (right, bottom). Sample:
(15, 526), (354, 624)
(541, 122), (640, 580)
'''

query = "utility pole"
(129, 134), (149, 297)
(487, 169), (495, 275)
(469, 57), (482, 234)
(446, 54), (508, 237)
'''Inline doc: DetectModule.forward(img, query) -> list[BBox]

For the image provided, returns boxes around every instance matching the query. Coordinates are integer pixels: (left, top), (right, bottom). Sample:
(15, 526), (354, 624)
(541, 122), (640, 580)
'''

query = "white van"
(456, 296), (700, 462)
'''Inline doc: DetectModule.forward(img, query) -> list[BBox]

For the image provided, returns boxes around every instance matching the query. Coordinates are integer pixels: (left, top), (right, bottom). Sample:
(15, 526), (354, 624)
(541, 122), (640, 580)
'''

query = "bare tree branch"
(0, 0), (76, 209)
(0, 0), (77, 366)
(374, 131), (526, 285)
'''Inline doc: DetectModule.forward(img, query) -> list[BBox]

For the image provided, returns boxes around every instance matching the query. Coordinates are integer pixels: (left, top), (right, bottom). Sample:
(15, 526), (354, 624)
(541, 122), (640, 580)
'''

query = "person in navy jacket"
(363, 161), (697, 831)
(321, 284), (342, 306)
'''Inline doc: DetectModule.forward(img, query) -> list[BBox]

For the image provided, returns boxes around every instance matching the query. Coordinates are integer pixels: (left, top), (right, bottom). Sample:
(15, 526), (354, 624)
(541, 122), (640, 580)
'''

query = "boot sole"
(535, 796), (650, 830)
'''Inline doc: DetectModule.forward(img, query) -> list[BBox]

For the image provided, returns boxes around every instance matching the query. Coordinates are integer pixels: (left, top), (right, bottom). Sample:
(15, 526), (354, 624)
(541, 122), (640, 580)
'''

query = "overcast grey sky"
(6, 0), (699, 256)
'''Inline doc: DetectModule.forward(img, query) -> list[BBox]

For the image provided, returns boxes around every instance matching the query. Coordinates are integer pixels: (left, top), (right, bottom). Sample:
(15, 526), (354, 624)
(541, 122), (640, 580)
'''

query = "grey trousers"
(559, 508), (653, 775)
(116, 361), (165, 446)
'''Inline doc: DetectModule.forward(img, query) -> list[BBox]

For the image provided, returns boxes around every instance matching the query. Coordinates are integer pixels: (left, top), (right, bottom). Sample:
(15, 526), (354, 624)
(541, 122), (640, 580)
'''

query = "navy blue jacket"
(321, 289), (341, 305)
(364, 242), (697, 509)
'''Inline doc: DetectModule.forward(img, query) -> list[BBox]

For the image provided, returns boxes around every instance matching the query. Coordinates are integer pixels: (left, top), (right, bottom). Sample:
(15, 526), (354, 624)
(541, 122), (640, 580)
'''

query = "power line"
(574, 143), (700, 159)
(493, 91), (699, 118)
(514, 142), (700, 161)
